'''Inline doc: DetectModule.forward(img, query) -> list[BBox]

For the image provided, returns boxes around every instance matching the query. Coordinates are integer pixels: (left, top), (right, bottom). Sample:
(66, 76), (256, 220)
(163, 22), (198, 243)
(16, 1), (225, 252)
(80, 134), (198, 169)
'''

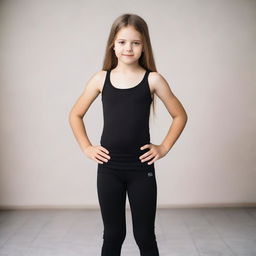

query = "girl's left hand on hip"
(139, 143), (169, 165)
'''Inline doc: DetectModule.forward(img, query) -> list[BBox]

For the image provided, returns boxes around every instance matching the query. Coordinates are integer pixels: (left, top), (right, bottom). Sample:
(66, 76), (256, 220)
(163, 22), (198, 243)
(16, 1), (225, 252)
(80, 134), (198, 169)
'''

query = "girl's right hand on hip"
(83, 145), (111, 164)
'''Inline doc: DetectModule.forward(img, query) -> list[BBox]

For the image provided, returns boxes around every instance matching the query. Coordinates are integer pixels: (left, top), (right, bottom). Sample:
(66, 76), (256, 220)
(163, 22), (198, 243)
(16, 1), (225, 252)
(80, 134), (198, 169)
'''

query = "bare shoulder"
(68, 70), (106, 118)
(148, 71), (173, 95)
(148, 71), (178, 109)
(148, 71), (188, 119)
(96, 70), (107, 93)
(87, 70), (106, 93)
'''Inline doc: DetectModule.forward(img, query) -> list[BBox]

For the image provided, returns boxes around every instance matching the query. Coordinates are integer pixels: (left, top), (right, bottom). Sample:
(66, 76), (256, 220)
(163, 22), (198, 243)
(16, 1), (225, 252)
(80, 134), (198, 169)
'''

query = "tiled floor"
(0, 207), (255, 255)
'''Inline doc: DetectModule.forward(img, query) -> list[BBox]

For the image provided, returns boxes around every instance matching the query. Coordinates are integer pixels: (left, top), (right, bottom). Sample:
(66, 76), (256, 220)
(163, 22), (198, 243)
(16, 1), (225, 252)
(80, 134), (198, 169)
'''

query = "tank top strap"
(140, 69), (150, 87)
(103, 69), (111, 92)
(106, 69), (111, 83)
(144, 69), (150, 80)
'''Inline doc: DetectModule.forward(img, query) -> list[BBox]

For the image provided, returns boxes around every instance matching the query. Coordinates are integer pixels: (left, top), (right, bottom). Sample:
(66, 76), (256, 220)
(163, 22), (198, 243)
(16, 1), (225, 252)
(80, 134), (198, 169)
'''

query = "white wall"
(0, 0), (255, 208)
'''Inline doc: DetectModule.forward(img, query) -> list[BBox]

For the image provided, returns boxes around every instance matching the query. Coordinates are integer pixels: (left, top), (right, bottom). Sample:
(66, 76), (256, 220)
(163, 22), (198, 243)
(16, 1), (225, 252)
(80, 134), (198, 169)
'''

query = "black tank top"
(99, 68), (153, 170)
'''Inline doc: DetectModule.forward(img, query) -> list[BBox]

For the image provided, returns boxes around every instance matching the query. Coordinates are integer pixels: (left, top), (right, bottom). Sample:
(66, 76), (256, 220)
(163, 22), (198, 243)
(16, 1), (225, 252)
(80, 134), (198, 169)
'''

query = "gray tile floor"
(0, 207), (256, 255)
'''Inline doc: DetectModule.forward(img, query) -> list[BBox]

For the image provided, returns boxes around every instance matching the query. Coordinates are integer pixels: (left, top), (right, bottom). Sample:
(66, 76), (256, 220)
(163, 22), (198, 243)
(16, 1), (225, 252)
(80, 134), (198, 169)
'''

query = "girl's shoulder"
(148, 71), (163, 94)
(83, 70), (106, 94)
(148, 71), (173, 96)
(94, 70), (108, 93)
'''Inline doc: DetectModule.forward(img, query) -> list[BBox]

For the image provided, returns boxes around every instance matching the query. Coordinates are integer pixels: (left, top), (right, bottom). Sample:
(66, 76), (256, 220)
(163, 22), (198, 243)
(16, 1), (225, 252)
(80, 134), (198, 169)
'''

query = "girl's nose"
(126, 44), (132, 50)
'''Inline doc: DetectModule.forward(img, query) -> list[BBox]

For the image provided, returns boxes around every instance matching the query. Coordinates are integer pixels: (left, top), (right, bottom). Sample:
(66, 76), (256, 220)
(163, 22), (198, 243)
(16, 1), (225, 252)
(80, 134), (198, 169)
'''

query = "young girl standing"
(69, 13), (187, 256)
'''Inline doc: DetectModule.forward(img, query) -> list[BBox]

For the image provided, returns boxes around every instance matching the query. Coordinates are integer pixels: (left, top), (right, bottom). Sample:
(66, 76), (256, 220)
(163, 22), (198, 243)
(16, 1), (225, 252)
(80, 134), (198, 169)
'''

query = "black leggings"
(97, 164), (159, 256)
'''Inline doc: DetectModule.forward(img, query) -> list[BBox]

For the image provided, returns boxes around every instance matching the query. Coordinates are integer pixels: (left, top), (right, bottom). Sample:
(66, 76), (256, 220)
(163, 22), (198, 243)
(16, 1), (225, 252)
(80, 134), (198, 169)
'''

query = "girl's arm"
(150, 72), (188, 153)
(68, 71), (102, 152)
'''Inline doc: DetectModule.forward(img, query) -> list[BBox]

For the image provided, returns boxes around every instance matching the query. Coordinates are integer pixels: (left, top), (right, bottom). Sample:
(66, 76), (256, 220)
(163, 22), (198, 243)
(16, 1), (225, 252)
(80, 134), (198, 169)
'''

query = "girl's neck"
(113, 63), (145, 74)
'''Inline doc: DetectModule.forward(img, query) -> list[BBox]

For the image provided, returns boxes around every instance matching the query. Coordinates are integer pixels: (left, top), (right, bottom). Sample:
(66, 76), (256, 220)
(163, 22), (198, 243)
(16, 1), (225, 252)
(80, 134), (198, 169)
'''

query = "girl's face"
(113, 25), (144, 65)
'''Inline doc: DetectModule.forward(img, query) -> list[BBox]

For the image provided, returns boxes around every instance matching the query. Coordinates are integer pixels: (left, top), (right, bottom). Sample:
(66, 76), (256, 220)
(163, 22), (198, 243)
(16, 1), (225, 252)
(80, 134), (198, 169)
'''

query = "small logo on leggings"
(148, 172), (153, 177)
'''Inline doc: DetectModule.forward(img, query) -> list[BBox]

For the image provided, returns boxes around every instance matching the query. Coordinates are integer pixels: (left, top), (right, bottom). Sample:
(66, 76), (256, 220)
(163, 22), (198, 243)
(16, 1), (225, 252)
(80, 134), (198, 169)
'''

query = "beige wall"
(0, 0), (255, 209)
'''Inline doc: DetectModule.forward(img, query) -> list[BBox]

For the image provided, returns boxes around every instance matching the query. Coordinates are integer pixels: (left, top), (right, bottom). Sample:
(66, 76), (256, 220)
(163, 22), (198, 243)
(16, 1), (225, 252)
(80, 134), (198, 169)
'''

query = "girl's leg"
(127, 166), (159, 256)
(97, 165), (127, 256)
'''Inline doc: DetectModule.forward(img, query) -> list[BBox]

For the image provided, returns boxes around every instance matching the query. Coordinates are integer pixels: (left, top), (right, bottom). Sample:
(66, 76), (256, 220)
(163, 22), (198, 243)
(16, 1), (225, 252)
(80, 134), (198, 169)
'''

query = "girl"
(69, 13), (187, 256)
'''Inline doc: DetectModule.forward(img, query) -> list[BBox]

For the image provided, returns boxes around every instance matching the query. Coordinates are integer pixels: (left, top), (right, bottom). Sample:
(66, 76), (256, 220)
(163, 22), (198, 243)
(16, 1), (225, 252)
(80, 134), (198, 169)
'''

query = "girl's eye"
(118, 42), (140, 45)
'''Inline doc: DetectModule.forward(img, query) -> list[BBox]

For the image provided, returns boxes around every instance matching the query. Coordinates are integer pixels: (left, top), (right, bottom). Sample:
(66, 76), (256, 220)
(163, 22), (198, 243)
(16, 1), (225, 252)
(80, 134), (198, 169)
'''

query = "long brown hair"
(102, 13), (157, 120)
